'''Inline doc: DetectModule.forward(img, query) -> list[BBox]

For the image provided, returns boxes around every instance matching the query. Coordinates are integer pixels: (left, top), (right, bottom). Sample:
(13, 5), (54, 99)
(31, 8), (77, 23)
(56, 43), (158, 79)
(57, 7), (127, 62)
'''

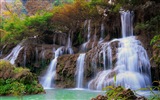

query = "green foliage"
(1, 11), (53, 44)
(10, 82), (25, 98)
(0, 60), (44, 96)
(90, 0), (108, 6)
(136, 81), (160, 100)
(0, 60), (13, 69)
(150, 34), (160, 45)
(13, 67), (29, 74)
(135, 15), (160, 34)
(112, 3), (122, 12)
(77, 32), (84, 44)
(1, 14), (26, 43)
(53, 0), (74, 6)
(103, 85), (137, 100)
(25, 11), (53, 32)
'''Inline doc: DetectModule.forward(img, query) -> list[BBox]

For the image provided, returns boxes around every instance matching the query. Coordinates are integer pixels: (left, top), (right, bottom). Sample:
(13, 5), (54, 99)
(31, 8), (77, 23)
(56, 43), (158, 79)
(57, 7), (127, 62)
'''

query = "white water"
(76, 53), (86, 88)
(23, 48), (26, 66)
(87, 20), (91, 41)
(81, 20), (91, 52)
(4, 44), (23, 64)
(41, 47), (65, 89)
(100, 23), (104, 41)
(120, 10), (134, 38)
(66, 33), (74, 54)
(41, 32), (74, 89)
(88, 11), (151, 90)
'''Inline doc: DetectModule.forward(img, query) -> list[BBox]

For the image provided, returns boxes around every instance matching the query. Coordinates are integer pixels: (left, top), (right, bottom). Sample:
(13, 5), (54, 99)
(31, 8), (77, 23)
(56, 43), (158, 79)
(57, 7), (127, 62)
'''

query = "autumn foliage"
(51, 0), (100, 32)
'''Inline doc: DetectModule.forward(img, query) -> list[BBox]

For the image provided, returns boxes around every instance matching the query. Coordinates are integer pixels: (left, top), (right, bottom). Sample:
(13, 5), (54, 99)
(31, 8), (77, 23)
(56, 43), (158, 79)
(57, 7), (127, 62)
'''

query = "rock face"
(56, 54), (79, 88)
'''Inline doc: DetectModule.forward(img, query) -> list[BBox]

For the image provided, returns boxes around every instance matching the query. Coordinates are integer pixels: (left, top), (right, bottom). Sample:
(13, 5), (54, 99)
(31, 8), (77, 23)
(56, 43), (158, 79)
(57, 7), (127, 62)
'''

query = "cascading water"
(88, 10), (151, 90)
(120, 10), (134, 38)
(76, 53), (86, 88)
(100, 23), (104, 41)
(3, 44), (23, 64)
(81, 20), (91, 52)
(35, 47), (38, 63)
(101, 43), (112, 70)
(87, 20), (91, 41)
(41, 47), (65, 89)
(66, 33), (74, 54)
(41, 32), (74, 89)
(23, 48), (26, 66)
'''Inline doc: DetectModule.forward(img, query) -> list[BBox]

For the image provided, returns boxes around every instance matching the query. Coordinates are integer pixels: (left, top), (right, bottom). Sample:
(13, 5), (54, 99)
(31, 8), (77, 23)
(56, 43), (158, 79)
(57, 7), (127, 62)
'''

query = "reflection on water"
(0, 89), (159, 100)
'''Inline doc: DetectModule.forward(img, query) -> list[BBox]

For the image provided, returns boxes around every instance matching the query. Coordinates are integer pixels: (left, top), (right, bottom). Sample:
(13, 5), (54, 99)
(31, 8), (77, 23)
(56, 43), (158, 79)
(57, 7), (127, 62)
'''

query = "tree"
(25, 0), (52, 15)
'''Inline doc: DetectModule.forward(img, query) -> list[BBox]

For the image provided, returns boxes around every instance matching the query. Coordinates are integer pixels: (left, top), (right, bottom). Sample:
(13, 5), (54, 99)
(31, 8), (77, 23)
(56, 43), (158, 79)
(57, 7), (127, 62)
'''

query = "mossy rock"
(0, 60), (45, 96)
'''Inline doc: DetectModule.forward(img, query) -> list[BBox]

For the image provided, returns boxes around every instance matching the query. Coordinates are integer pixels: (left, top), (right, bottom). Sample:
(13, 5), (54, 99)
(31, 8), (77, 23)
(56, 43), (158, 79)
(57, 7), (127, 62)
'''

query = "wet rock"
(55, 54), (79, 88)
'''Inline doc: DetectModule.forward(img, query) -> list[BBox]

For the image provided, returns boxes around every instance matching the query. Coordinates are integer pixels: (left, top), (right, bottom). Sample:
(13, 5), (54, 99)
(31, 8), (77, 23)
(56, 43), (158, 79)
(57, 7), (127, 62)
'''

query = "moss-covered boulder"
(91, 86), (147, 100)
(0, 60), (45, 96)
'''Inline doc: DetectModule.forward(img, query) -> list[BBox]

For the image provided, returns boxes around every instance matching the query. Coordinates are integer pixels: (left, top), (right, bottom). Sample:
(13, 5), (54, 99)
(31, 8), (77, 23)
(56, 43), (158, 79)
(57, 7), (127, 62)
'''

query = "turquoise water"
(0, 89), (159, 100)
(0, 89), (104, 100)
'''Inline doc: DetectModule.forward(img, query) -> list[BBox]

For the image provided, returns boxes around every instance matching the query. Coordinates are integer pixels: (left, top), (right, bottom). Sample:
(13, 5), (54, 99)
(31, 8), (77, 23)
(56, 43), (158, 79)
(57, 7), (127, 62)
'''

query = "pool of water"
(0, 89), (159, 100)
(0, 89), (104, 100)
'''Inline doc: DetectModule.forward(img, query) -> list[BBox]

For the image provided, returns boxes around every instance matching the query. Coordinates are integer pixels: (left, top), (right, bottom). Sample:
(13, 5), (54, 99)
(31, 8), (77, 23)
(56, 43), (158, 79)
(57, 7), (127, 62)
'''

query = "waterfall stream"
(41, 47), (64, 89)
(41, 34), (74, 89)
(3, 44), (23, 64)
(76, 53), (86, 88)
(88, 10), (151, 90)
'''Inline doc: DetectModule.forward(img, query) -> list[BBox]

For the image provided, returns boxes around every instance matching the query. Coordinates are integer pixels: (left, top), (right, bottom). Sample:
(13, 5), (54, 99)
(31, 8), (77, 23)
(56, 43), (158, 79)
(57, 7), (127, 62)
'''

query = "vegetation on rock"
(0, 60), (44, 96)
(91, 86), (147, 100)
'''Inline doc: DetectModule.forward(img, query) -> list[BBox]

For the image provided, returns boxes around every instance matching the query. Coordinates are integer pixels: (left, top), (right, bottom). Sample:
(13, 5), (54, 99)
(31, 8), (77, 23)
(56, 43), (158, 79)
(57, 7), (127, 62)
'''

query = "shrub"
(0, 60), (44, 96)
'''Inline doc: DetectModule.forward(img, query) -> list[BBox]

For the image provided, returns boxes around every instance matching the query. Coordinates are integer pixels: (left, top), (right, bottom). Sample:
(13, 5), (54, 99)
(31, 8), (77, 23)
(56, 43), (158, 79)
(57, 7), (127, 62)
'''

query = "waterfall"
(35, 47), (38, 63)
(87, 20), (91, 41)
(66, 33), (74, 54)
(88, 11), (151, 90)
(41, 47), (65, 89)
(120, 10), (134, 38)
(23, 48), (26, 66)
(81, 20), (91, 52)
(100, 23), (104, 41)
(76, 53), (86, 88)
(3, 44), (23, 64)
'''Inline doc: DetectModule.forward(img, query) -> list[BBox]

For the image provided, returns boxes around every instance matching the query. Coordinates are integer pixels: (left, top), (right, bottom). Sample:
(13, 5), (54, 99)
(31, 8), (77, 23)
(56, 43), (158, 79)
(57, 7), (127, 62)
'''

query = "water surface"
(0, 89), (104, 100)
(0, 89), (159, 100)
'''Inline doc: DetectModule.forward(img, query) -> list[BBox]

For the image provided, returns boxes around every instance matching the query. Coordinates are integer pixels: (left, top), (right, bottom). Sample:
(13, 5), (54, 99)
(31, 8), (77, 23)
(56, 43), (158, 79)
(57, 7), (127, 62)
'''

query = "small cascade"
(3, 44), (23, 64)
(0, 50), (2, 57)
(91, 28), (98, 48)
(66, 33), (74, 54)
(100, 23), (105, 41)
(41, 46), (46, 65)
(87, 20), (91, 41)
(41, 47), (65, 89)
(23, 48), (26, 66)
(107, 44), (112, 69)
(81, 20), (91, 52)
(53, 34), (56, 44)
(76, 53), (86, 88)
(88, 11), (151, 90)
(35, 47), (39, 63)
(120, 10), (134, 38)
